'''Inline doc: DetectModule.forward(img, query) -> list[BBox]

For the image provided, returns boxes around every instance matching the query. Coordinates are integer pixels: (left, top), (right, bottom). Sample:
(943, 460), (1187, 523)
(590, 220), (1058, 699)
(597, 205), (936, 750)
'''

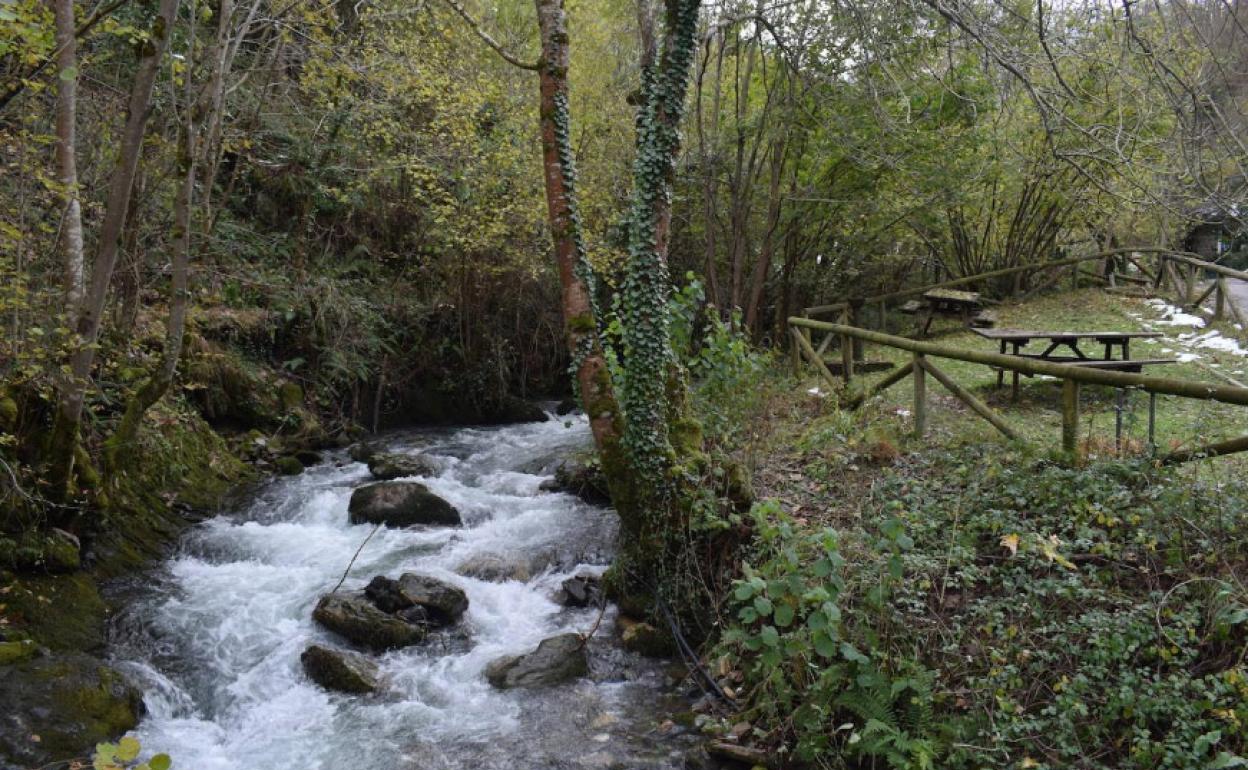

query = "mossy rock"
(312, 593), (425, 651)
(348, 482), (461, 528)
(0, 638), (37, 665)
(278, 381), (304, 412)
(0, 653), (143, 767)
(275, 456), (304, 475)
(300, 644), (379, 694)
(618, 617), (675, 658)
(367, 452), (437, 480)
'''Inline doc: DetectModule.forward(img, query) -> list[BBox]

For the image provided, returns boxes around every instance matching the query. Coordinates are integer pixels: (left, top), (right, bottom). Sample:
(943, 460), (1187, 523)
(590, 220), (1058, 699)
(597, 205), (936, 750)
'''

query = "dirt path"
(1228, 279), (1248, 323)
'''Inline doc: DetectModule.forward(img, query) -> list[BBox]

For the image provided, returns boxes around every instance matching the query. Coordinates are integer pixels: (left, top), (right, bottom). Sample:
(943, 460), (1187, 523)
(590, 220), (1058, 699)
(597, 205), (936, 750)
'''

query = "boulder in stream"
(300, 644), (380, 694)
(312, 593), (426, 651)
(367, 452), (438, 480)
(554, 574), (602, 608)
(484, 633), (588, 689)
(364, 573), (469, 624)
(348, 481), (461, 528)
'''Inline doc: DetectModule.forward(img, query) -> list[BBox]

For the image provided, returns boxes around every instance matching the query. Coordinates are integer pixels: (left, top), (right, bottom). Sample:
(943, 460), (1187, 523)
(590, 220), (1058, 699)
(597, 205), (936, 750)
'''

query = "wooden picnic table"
(914, 288), (992, 335)
(972, 328), (1171, 399)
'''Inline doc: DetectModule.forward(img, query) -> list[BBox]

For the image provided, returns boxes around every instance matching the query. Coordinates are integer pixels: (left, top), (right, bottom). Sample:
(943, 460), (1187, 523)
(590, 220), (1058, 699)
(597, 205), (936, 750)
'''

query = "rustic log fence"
(799, 248), (1248, 344)
(788, 317), (1248, 463)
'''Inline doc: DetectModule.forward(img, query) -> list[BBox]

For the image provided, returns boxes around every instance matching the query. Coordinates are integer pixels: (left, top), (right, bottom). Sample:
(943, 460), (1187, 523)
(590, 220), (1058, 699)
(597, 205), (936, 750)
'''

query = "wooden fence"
(799, 247), (1248, 338)
(788, 317), (1248, 463)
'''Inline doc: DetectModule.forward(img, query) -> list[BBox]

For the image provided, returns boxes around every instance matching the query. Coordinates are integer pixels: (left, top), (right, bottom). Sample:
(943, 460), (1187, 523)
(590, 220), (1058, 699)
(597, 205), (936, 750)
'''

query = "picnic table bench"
(972, 328), (1174, 399)
(900, 289), (996, 335)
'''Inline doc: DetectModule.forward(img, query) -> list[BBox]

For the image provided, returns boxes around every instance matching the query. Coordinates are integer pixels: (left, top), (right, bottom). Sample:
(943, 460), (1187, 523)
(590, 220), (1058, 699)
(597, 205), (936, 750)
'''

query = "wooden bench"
(1011, 354), (1177, 373)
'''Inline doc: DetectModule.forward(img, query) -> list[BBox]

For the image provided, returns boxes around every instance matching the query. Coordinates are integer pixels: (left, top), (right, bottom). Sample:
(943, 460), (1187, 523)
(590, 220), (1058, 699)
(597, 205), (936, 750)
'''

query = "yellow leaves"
(1000, 533), (1019, 556)
(1211, 708), (1241, 728)
(998, 532), (1076, 569)
(1039, 534), (1076, 570)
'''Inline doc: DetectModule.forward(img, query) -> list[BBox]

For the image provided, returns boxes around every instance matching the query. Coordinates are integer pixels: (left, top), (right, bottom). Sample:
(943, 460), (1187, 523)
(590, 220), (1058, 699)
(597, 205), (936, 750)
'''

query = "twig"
(578, 594), (609, 648)
(331, 523), (381, 593)
(438, 0), (540, 71)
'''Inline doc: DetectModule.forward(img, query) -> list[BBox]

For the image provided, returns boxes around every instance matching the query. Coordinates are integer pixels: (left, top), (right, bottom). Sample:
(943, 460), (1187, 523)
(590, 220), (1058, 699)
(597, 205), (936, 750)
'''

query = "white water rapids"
(110, 415), (694, 770)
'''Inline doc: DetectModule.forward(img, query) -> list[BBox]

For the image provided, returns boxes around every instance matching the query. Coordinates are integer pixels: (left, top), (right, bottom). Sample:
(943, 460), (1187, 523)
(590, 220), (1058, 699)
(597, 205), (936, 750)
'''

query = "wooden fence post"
(913, 352), (927, 437)
(1062, 378), (1080, 456)
(790, 321), (801, 375)
(1186, 262), (1197, 307)
(1215, 279), (1226, 321)
(849, 298), (865, 362)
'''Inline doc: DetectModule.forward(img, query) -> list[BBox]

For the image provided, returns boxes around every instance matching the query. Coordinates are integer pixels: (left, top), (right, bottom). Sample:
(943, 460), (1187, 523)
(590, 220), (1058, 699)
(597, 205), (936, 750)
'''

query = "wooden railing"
(788, 317), (1248, 463)
(798, 247), (1248, 331)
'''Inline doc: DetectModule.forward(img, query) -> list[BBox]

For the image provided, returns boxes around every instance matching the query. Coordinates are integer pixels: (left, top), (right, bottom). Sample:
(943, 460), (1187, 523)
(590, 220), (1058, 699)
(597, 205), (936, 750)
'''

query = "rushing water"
(110, 415), (697, 770)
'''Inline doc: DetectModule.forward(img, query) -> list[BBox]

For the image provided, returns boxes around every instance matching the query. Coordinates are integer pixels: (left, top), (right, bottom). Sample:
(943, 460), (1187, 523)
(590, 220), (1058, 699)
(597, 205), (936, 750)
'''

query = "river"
(108, 414), (698, 770)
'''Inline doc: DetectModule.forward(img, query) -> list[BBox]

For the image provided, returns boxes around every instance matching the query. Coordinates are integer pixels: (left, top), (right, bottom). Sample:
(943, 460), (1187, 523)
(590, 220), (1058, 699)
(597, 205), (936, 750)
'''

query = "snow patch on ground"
(1144, 299), (1207, 328)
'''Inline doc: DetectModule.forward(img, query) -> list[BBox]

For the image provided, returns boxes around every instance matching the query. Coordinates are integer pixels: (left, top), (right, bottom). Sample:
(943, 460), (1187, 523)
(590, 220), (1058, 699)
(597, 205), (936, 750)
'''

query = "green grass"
(801, 289), (1248, 463)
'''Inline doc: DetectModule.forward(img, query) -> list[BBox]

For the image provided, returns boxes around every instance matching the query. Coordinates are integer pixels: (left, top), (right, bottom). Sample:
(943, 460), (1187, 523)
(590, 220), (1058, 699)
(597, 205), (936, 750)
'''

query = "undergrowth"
(716, 430), (1248, 769)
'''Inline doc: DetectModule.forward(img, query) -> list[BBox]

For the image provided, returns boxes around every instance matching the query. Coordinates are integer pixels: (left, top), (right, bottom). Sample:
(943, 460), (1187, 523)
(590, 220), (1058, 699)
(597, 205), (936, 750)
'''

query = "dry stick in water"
(578, 597), (609, 649)
(332, 523), (382, 593)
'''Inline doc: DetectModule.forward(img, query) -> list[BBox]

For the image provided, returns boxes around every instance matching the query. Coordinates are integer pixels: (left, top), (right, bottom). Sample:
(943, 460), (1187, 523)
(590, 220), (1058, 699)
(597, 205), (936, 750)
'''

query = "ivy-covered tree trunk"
(619, 0), (701, 487)
(534, 0), (633, 511)
(45, 0), (182, 506)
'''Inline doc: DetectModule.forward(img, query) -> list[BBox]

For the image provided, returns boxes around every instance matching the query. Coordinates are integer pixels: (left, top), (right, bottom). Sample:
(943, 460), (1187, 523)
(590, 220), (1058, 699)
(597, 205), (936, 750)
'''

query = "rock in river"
(300, 645), (380, 694)
(484, 633), (588, 689)
(348, 481), (461, 528)
(367, 452), (438, 481)
(312, 593), (425, 651)
(364, 573), (469, 624)
(554, 574), (602, 608)
(0, 653), (144, 768)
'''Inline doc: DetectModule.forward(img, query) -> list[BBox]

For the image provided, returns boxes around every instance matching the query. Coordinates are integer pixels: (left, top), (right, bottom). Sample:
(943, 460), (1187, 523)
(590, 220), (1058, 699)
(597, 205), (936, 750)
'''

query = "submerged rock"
(489, 396), (550, 425)
(484, 633), (588, 689)
(364, 573), (468, 624)
(454, 552), (541, 582)
(312, 593), (425, 651)
(348, 481), (461, 528)
(0, 653), (144, 768)
(554, 574), (602, 608)
(275, 455), (304, 476)
(300, 644), (379, 694)
(294, 449), (324, 467)
(367, 452), (438, 481)
(348, 442), (378, 463)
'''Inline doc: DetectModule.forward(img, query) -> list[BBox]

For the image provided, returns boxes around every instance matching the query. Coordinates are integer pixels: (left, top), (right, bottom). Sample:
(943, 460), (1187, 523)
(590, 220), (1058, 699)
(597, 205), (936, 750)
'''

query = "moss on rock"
(276, 455), (304, 475)
(0, 653), (144, 766)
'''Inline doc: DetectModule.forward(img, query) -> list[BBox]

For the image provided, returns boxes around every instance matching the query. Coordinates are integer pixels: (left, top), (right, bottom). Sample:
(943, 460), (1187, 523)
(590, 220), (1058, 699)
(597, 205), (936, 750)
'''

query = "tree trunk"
(744, 138), (785, 334)
(618, 0), (701, 488)
(533, 0), (630, 507)
(53, 0), (85, 316)
(104, 12), (198, 476)
(46, 0), (182, 503)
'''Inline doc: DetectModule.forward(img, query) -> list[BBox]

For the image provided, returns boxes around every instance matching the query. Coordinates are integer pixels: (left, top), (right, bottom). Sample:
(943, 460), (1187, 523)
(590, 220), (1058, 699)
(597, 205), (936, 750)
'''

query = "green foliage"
(669, 274), (771, 446)
(727, 438), (1248, 769)
(718, 500), (939, 768)
(93, 737), (171, 770)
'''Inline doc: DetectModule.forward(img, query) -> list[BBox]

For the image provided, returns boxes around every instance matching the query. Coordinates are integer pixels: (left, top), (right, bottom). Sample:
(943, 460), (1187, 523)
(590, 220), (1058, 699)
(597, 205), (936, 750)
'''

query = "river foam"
(111, 415), (691, 770)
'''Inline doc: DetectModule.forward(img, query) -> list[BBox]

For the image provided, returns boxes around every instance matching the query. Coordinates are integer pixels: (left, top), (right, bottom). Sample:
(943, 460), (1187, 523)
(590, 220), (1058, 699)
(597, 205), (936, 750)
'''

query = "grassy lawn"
(799, 288), (1248, 463)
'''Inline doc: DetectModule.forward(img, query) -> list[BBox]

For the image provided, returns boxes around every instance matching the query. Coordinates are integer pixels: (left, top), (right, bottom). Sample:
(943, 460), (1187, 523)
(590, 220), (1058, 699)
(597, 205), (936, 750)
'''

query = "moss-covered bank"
(0, 398), (258, 769)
